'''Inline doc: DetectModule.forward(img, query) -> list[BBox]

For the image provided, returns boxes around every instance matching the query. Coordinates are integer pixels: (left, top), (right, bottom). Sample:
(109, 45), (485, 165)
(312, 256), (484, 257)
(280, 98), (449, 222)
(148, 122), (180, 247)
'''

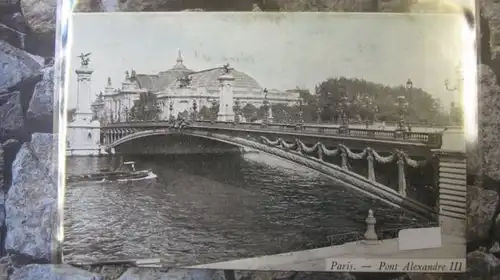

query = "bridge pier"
(433, 150), (466, 238)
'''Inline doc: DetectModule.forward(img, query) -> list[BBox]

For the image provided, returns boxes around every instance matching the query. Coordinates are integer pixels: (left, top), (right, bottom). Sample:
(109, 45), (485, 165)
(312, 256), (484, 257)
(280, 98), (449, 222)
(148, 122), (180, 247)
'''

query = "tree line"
(75, 76), (463, 126)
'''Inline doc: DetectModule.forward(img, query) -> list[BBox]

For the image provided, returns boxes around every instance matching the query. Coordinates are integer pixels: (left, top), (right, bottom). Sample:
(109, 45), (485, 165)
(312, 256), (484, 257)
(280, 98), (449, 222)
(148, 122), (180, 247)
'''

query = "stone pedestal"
(217, 74), (235, 122)
(67, 120), (101, 156)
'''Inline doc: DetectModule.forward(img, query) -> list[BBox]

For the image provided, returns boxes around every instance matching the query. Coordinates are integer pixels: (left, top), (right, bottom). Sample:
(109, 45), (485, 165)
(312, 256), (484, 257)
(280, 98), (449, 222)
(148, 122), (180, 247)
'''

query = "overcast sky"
(68, 12), (465, 110)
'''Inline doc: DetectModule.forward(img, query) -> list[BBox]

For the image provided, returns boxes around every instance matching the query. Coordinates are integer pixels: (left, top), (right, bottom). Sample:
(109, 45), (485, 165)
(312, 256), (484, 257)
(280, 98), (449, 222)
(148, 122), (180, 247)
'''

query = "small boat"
(67, 161), (157, 184)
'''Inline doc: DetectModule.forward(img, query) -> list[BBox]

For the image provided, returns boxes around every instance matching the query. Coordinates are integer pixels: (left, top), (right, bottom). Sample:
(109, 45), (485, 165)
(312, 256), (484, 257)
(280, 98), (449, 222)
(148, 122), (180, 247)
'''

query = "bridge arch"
(104, 128), (437, 221)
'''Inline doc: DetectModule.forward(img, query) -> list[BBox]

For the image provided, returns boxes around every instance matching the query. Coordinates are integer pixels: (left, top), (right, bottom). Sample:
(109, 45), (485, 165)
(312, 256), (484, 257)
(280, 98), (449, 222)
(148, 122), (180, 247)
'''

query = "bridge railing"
(101, 119), (443, 147)
(191, 120), (442, 147)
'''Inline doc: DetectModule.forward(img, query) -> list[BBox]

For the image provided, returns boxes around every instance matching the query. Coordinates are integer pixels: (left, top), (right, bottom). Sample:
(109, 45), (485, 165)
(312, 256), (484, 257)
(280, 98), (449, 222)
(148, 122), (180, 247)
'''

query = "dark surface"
(64, 153), (433, 266)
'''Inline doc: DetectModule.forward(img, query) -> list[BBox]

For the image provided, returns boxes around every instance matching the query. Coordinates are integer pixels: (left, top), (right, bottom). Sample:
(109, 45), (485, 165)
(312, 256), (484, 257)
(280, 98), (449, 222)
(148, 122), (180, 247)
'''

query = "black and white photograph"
(63, 12), (468, 271)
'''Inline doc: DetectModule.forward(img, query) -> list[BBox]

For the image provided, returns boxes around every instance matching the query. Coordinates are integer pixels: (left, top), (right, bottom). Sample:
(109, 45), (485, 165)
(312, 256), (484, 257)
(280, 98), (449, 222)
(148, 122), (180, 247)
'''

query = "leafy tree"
(210, 102), (219, 119)
(198, 106), (212, 121)
(271, 103), (293, 123)
(129, 91), (162, 121)
(242, 103), (258, 122)
(312, 77), (451, 125)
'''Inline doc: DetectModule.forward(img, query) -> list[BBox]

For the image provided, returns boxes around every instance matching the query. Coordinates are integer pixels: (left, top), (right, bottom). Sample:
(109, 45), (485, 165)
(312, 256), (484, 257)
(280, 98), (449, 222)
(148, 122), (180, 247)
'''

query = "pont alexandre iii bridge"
(100, 120), (466, 239)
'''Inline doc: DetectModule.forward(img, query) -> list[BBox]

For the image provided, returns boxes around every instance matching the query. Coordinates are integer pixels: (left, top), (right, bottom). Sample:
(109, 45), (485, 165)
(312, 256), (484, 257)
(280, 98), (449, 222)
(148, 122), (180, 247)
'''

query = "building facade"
(93, 51), (301, 124)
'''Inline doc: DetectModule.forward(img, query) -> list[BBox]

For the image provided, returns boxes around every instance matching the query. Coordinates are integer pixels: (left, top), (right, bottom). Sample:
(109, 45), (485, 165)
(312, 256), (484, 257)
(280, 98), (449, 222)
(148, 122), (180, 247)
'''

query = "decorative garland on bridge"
(259, 136), (426, 168)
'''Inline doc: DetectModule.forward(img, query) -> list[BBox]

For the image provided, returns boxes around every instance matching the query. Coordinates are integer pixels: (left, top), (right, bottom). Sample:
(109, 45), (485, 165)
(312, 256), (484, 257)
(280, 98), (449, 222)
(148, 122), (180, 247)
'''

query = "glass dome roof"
(183, 67), (262, 91)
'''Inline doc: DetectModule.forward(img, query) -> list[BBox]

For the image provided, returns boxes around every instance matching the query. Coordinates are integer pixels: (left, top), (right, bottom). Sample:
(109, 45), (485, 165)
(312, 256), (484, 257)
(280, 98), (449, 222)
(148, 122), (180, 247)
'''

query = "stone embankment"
(0, 0), (493, 279)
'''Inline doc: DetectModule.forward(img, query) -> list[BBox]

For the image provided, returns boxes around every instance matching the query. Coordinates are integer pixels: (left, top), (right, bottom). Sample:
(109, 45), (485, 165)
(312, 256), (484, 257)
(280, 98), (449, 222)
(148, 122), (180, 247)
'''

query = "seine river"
(63, 152), (433, 266)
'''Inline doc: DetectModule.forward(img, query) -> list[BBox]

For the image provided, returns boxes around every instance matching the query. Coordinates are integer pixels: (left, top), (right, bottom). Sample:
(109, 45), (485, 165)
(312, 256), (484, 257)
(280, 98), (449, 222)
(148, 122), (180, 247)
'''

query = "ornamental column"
(67, 53), (101, 156)
(217, 68), (235, 122)
(74, 58), (94, 123)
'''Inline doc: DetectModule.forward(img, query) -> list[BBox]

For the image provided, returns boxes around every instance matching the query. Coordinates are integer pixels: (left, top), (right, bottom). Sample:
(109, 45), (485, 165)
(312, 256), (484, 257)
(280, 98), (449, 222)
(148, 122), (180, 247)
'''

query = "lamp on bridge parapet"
(405, 79), (414, 127)
(315, 94), (322, 123)
(124, 106), (129, 122)
(169, 101), (174, 121)
(444, 65), (463, 102)
(430, 102), (438, 126)
(298, 98), (304, 125)
(395, 95), (409, 136)
(293, 97), (304, 131)
(234, 98), (241, 124)
(262, 88), (270, 126)
(210, 99), (219, 123)
(192, 99), (198, 122)
(339, 91), (350, 133)
(361, 96), (374, 128)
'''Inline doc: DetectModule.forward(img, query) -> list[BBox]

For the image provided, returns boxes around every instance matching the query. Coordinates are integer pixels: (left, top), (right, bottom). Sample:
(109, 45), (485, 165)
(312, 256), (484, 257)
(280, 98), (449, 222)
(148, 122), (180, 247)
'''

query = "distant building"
(94, 51), (301, 123)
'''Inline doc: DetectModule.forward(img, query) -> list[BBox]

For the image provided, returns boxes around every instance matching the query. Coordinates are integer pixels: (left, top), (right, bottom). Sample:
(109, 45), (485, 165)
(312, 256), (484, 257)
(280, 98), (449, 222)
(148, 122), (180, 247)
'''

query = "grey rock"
(467, 141), (480, 175)
(479, 64), (500, 180)
(231, 270), (284, 280)
(10, 264), (104, 280)
(118, 268), (217, 280)
(0, 13), (28, 35)
(26, 53), (45, 67)
(293, 271), (356, 280)
(84, 265), (128, 280)
(0, 92), (24, 140)
(0, 21), (24, 50)
(74, 0), (104, 12)
(115, 0), (374, 11)
(20, 0), (57, 35)
(468, 184), (498, 242)
(0, 143), (3, 189)
(26, 66), (54, 133)
(0, 41), (42, 92)
(1, 139), (22, 193)
(467, 250), (500, 278)
(101, 0), (119, 11)
(5, 133), (58, 262)
(479, 0), (500, 52)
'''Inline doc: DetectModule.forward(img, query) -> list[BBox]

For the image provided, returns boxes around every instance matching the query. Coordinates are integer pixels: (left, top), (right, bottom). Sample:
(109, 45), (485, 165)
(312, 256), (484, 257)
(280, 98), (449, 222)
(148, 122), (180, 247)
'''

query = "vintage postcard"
(63, 12), (469, 272)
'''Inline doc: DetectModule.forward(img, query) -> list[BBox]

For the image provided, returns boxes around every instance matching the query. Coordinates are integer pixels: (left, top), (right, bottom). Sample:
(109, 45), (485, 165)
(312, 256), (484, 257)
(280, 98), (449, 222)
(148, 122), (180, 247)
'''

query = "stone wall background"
(0, 0), (491, 279)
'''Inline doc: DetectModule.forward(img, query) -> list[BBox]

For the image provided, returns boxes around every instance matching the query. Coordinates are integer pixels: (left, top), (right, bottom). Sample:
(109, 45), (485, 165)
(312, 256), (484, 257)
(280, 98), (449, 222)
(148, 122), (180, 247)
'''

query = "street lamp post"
(339, 91), (350, 133)
(405, 78), (413, 127)
(192, 99), (198, 121)
(169, 101), (174, 121)
(234, 98), (241, 124)
(431, 102), (437, 126)
(298, 98), (304, 125)
(263, 88), (269, 126)
(316, 107), (322, 124)
(362, 96), (373, 128)
(211, 99), (218, 123)
(445, 66), (463, 127)
(124, 106), (129, 122)
(316, 95), (321, 124)
(395, 95), (409, 136)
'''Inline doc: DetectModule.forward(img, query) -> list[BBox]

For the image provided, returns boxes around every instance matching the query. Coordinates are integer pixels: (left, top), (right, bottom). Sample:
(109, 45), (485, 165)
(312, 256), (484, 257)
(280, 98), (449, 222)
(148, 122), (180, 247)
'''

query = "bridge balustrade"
(102, 120), (443, 148)
(191, 120), (442, 147)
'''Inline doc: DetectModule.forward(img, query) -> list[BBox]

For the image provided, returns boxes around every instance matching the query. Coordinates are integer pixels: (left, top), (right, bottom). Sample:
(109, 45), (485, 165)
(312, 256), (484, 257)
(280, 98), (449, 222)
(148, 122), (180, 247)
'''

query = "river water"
(63, 152), (434, 266)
